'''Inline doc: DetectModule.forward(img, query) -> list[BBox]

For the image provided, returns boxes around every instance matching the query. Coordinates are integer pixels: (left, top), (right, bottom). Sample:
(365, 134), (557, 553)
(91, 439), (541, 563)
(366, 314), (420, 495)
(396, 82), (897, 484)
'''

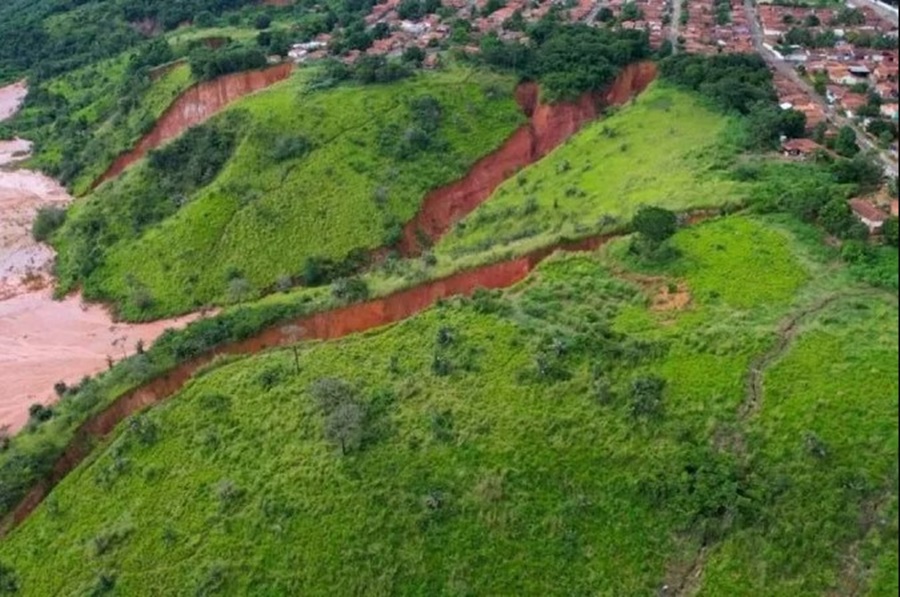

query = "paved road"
(670, 0), (682, 52)
(584, 0), (604, 22)
(743, 0), (899, 178)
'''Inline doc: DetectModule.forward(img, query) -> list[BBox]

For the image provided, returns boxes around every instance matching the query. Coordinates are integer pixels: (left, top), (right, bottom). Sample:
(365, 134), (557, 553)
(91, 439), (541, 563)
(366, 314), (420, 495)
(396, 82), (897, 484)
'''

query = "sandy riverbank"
(0, 81), (202, 432)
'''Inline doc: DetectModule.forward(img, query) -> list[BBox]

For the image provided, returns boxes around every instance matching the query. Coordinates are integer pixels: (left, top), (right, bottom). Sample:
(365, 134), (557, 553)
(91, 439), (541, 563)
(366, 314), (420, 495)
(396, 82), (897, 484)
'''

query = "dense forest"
(0, 0), (257, 83)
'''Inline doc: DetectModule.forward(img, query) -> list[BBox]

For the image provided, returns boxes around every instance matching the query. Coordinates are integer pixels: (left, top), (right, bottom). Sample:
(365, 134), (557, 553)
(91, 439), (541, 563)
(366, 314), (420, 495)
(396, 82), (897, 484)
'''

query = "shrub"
(309, 377), (366, 454)
(633, 206), (677, 245)
(227, 277), (253, 303)
(270, 135), (312, 162)
(27, 403), (53, 423)
(32, 205), (66, 242)
(0, 562), (18, 594)
(331, 277), (369, 302)
(629, 375), (665, 418)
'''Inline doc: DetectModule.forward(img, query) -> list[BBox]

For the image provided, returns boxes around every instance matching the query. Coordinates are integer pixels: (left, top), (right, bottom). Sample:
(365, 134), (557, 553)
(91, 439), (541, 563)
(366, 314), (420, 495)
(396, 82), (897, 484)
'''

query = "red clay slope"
(398, 61), (658, 255)
(1, 208), (718, 535)
(1, 62), (660, 534)
(92, 63), (293, 189)
(0, 231), (619, 536)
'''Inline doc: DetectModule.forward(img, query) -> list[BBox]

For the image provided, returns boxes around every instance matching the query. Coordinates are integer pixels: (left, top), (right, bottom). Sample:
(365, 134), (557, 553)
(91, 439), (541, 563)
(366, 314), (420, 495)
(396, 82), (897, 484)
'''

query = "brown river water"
(0, 82), (201, 432)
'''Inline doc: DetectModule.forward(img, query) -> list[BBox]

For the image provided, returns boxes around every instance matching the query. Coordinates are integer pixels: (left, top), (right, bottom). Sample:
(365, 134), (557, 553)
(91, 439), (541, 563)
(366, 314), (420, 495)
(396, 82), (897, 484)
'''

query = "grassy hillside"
(2, 215), (895, 594)
(434, 84), (744, 262)
(51, 68), (524, 319)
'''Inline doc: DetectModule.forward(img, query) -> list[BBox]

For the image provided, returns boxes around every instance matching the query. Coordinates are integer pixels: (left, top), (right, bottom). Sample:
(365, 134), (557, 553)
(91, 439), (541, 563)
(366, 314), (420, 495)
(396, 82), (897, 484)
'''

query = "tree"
(780, 108), (807, 139)
(402, 45), (425, 65)
(620, 2), (643, 21)
(254, 14), (272, 30)
(281, 325), (304, 374)
(834, 126), (859, 157)
(0, 561), (18, 594)
(747, 102), (786, 149)
(596, 7), (615, 22)
(503, 9), (526, 31)
(372, 22), (390, 40)
(324, 401), (365, 454)
(309, 377), (367, 454)
(32, 205), (66, 242)
(632, 206), (678, 246)
(819, 198), (858, 238)
(803, 14), (820, 27)
(883, 217), (899, 246)
(482, 0), (507, 17)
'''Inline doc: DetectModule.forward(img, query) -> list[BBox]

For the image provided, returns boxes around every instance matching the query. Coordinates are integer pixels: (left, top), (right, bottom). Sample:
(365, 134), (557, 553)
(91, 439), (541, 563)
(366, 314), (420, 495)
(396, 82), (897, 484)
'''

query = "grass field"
(51, 67), (524, 319)
(3, 215), (895, 594)
(434, 84), (745, 261)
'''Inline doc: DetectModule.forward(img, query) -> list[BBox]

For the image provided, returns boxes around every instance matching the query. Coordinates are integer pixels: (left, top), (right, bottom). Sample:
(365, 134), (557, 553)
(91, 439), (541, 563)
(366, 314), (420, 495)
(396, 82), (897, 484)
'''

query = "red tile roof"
(850, 199), (888, 222)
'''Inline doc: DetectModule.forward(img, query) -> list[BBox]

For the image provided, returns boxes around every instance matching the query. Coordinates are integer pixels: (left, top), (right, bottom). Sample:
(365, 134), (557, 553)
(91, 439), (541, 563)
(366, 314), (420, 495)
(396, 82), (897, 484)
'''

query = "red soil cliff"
(93, 63), (293, 188)
(398, 61), (658, 255)
(0, 62), (662, 535)
(0, 229), (624, 536)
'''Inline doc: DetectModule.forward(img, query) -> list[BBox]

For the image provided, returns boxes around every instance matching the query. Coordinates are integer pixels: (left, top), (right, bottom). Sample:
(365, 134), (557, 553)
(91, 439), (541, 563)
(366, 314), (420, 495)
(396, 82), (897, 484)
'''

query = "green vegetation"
(434, 84), (741, 260)
(2, 215), (895, 595)
(50, 68), (524, 319)
(478, 18), (650, 101)
(0, 0), (259, 83)
(10, 55), (194, 192)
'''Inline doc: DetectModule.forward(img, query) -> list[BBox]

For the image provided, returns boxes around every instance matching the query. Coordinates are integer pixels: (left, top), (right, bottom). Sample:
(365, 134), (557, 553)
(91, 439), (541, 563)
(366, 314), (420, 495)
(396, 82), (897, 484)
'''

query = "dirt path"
(665, 289), (894, 594)
(740, 293), (842, 420)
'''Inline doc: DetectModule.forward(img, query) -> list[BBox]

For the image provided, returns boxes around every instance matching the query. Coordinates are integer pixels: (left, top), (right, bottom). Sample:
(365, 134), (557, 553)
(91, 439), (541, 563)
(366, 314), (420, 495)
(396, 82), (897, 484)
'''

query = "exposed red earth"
(0, 231), (619, 536)
(0, 62), (664, 533)
(399, 61), (658, 254)
(0, 83), (204, 433)
(93, 63), (294, 189)
(2, 206), (718, 535)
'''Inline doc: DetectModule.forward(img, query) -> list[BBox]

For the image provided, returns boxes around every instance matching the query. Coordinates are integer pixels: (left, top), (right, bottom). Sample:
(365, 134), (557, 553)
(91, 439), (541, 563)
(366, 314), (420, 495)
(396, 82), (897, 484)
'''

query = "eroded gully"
(1, 62), (659, 534)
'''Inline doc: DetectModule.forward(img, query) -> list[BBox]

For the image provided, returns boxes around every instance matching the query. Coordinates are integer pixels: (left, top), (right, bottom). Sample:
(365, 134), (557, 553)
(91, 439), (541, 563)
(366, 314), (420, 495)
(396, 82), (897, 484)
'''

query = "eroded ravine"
(0, 231), (625, 536)
(0, 63), (662, 534)
(399, 61), (658, 254)
(92, 63), (293, 189)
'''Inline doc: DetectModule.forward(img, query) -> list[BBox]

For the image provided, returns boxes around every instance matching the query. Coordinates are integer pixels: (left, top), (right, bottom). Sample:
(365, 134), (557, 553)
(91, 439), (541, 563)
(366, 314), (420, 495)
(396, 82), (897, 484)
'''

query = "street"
(743, 0), (899, 178)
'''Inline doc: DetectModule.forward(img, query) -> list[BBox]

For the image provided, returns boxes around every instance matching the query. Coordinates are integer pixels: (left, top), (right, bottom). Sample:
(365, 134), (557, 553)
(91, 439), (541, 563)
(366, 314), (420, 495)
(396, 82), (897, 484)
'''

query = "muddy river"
(0, 82), (201, 432)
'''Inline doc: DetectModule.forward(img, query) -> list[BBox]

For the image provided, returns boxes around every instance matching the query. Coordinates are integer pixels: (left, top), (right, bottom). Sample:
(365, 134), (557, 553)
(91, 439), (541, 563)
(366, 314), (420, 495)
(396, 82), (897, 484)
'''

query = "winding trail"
(739, 293), (842, 420)
(666, 288), (896, 595)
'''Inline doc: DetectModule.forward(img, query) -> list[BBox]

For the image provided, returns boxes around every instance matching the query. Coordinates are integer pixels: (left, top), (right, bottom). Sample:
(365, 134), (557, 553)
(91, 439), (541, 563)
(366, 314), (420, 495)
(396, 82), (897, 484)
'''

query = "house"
(840, 92), (869, 117)
(850, 199), (888, 232)
(875, 82), (898, 99)
(891, 199), (899, 217)
(782, 138), (824, 158)
(880, 102), (899, 120)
